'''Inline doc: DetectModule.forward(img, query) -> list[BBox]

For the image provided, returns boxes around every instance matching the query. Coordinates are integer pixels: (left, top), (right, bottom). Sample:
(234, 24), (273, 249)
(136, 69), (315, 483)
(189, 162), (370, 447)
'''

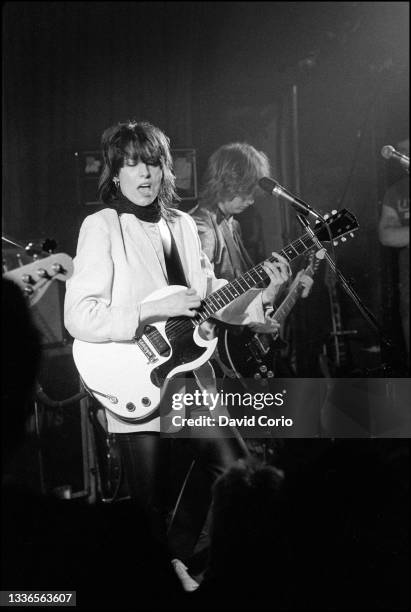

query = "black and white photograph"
(1, 2), (409, 610)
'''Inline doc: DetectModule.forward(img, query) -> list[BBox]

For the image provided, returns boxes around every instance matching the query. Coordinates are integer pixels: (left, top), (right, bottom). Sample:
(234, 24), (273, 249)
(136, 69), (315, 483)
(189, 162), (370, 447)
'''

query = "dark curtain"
(2, 1), (200, 255)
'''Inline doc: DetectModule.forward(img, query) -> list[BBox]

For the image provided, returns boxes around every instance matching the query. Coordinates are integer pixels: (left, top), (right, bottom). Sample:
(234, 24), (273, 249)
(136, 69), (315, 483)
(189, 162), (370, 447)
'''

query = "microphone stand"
(296, 213), (394, 375)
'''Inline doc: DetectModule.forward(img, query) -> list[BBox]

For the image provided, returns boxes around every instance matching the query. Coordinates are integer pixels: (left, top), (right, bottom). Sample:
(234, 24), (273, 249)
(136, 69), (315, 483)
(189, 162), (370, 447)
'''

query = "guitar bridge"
(252, 335), (271, 356)
(135, 337), (159, 364)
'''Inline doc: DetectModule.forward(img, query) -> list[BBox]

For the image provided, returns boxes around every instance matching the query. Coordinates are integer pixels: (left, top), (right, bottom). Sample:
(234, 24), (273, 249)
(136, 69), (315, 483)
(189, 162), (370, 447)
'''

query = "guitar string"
(163, 217), (341, 340)
(167, 225), (330, 340)
(159, 213), (353, 340)
(164, 226), (325, 338)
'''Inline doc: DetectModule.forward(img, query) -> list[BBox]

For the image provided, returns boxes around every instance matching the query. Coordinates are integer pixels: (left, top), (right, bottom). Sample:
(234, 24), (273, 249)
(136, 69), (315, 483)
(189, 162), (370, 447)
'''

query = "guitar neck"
(195, 232), (318, 325)
(273, 282), (305, 326)
(273, 256), (319, 326)
(190, 208), (358, 327)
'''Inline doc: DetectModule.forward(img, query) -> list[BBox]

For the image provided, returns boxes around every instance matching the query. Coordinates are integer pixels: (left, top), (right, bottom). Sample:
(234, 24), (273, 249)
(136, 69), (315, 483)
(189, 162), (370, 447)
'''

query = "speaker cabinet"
(5, 346), (96, 501)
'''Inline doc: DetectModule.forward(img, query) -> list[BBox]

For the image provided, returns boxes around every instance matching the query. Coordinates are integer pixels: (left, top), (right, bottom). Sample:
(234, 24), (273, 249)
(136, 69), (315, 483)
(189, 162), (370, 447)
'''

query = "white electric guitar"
(72, 209), (358, 421)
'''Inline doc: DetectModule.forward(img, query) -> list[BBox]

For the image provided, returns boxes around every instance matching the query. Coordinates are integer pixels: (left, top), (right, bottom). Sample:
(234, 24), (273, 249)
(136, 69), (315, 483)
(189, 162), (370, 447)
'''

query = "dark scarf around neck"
(110, 191), (162, 223)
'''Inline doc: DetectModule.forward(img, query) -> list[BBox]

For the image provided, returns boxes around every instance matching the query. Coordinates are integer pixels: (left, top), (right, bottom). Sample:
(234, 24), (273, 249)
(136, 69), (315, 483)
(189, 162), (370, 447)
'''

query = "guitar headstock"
(314, 209), (359, 245)
(3, 253), (73, 307)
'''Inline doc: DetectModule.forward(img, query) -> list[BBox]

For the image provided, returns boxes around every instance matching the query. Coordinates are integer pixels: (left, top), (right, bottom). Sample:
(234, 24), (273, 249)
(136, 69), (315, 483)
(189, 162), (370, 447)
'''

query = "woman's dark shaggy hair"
(98, 120), (179, 219)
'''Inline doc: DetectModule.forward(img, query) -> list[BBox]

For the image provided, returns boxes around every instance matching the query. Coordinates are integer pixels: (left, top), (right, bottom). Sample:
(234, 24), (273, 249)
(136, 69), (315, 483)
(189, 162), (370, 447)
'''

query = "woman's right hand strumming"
(141, 288), (202, 321)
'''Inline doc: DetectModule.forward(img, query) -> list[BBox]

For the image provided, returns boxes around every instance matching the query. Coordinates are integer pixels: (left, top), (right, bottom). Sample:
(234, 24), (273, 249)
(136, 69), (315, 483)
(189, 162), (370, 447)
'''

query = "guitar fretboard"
(274, 284), (304, 326)
(194, 231), (318, 325)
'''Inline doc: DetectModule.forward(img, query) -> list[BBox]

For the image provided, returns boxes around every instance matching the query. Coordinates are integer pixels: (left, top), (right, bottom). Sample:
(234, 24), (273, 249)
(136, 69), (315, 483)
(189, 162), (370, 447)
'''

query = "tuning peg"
(324, 213), (329, 220)
(350, 232), (354, 238)
(23, 286), (34, 295)
(333, 240), (339, 246)
(331, 209), (337, 215)
(37, 268), (50, 279)
(52, 263), (63, 273)
(341, 236), (347, 242)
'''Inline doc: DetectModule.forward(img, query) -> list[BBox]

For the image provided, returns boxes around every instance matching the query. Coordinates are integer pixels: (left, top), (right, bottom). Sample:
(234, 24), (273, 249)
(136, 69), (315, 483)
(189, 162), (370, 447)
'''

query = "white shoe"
(171, 558), (200, 592)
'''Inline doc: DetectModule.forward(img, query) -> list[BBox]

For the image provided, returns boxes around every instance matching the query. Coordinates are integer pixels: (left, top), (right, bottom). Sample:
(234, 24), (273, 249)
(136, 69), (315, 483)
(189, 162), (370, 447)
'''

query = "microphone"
(381, 145), (409, 169)
(258, 177), (322, 220)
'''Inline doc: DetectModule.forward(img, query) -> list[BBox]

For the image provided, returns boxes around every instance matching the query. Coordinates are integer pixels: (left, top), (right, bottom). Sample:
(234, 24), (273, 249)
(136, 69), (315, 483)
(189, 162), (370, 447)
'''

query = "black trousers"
(116, 421), (249, 565)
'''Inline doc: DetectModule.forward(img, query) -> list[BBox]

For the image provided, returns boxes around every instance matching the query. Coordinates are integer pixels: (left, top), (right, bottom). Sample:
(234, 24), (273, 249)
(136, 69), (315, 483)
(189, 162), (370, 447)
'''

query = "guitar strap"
(163, 223), (188, 287)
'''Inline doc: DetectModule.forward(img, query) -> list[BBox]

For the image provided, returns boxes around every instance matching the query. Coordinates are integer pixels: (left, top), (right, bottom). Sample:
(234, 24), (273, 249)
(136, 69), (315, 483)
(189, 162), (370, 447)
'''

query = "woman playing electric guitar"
(64, 122), (290, 590)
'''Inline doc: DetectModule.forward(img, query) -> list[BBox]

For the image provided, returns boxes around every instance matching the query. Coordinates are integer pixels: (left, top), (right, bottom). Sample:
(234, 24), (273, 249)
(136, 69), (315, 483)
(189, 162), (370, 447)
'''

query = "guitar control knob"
(22, 274), (33, 284)
(37, 268), (50, 278)
(254, 373), (262, 380)
(267, 371), (274, 378)
(126, 402), (136, 412)
(141, 397), (151, 407)
(260, 365), (267, 373)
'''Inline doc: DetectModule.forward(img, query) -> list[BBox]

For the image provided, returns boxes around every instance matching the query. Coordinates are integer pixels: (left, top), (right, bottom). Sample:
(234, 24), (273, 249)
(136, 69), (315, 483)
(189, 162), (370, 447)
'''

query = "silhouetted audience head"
(1, 278), (41, 462)
(194, 441), (409, 611)
(208, 458), (284, 577)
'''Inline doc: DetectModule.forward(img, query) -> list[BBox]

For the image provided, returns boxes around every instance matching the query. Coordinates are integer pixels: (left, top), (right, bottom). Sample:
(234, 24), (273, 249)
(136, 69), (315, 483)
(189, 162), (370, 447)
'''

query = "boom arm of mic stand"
(295, 214), (392, 352)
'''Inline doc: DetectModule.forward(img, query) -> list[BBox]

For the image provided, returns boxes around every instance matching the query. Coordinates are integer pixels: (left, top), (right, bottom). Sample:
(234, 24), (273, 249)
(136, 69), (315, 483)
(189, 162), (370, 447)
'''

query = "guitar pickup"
(144, 325), (171, 357)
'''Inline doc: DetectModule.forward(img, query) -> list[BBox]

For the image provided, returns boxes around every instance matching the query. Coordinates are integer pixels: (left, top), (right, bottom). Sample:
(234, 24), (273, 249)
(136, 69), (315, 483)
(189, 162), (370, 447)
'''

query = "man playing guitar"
(190, 142), (314, 383)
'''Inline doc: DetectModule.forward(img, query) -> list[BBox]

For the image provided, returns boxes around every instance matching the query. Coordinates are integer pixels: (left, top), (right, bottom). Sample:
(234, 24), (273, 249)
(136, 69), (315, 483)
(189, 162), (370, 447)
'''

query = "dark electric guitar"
(72, 209), (358, 422)
(215, 250), (323, 390)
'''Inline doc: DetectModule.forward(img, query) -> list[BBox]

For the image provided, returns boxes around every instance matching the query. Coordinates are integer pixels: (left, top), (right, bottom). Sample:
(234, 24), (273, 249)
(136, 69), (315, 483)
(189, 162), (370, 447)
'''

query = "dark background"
(3, 1), (409, 374)
(1, 8), (409, 605)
